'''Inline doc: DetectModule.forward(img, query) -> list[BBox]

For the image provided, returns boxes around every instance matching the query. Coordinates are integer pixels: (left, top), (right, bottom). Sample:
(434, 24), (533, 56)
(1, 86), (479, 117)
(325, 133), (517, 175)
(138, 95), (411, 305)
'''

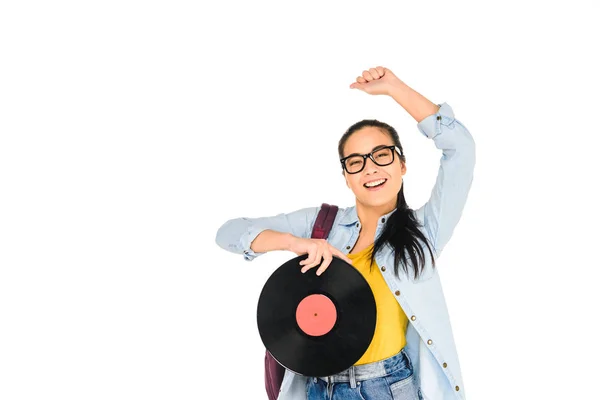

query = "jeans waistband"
(318, 348), (411, 383)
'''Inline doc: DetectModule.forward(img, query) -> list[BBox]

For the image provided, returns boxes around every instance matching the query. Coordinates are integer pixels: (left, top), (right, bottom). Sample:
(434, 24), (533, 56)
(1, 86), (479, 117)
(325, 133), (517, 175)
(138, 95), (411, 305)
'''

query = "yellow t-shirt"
(348, 243), (408, 365)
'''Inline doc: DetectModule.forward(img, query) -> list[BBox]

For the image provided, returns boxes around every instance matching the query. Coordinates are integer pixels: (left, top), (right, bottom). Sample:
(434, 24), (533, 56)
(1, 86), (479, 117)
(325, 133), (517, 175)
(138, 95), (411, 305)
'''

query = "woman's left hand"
(350, 66), (404, 96)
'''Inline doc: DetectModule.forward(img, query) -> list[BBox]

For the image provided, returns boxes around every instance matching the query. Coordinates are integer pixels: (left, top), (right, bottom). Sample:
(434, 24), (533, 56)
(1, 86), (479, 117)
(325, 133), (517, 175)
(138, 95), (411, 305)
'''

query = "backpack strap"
(310, 203), (339, 239)
(263, 202), (339, 400)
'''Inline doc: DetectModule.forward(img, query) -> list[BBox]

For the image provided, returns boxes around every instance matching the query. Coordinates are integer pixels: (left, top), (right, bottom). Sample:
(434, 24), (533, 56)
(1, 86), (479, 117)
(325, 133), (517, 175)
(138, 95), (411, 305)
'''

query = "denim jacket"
(215, 102), (476, 400)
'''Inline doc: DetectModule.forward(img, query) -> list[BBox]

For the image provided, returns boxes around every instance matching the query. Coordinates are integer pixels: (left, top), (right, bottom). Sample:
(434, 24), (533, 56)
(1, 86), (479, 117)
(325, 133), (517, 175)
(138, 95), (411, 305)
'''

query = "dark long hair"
(338, 119), (436, 280)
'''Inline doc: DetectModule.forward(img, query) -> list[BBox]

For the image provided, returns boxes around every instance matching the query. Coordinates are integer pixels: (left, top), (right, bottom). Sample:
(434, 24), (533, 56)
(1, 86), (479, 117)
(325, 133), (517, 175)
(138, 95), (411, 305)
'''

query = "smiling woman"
(215, 66), (476, 400)
(337, 118), (435, 280)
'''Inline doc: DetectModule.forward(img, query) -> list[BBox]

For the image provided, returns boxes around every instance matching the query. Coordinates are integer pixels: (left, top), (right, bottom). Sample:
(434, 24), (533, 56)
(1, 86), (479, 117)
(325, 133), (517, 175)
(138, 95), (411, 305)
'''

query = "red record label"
(295, 294), (337, 336)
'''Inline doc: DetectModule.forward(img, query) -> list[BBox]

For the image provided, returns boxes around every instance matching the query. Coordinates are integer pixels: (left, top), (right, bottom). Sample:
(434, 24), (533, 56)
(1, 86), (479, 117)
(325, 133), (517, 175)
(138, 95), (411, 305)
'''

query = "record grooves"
(257, 254), (376, 377)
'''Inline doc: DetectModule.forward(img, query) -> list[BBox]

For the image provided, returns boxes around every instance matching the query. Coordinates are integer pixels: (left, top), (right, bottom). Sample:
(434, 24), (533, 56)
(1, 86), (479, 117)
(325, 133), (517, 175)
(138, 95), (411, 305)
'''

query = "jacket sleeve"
(214, 205), (321, 261)
(414, 102), (476, 258)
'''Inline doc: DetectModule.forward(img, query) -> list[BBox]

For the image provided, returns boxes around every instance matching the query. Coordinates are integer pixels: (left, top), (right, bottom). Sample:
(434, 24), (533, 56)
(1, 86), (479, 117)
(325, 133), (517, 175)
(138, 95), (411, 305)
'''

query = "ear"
(401, 161), (407, 176)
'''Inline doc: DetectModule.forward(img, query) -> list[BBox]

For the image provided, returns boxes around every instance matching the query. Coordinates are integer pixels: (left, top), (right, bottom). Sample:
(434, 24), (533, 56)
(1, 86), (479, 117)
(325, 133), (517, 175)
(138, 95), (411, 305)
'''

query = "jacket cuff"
(241, 224), (267, 261)
(416, 102), (456, 139)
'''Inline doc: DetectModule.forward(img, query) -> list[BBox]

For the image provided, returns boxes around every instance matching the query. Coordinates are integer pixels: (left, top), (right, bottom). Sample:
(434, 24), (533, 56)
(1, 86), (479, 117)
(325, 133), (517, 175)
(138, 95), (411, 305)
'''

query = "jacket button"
(381, 266), (386, 271)
(395, 290), (400, 296)
(381, 217), (385, 223)
(455, 386), (460, 391)
(346, 246), (351, 250)
(437, 115), (441, 120)
(356, 223), (359, 227)
(411, 315), (416, 321)
(427, 339), (432, 345)
(443, 362), (447, 368)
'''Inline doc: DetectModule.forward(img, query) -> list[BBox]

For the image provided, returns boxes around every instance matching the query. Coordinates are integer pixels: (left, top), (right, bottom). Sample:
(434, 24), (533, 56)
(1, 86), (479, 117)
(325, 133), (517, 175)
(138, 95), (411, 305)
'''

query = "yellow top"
(348, 243), (408, 365)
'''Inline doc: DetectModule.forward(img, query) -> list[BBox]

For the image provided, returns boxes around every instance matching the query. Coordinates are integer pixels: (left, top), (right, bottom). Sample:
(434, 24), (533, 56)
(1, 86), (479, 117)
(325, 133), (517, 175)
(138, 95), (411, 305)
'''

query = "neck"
(355, 197), (397, 232)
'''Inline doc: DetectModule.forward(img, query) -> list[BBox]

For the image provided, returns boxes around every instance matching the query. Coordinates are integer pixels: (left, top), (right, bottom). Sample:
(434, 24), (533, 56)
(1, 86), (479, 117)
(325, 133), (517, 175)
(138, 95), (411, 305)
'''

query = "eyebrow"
(344, 144), (390, 158)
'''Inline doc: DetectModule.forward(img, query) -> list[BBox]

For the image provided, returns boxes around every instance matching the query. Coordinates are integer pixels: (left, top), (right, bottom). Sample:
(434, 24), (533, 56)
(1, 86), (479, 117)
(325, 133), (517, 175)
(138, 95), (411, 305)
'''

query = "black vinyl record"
(257, 254), (376, 377)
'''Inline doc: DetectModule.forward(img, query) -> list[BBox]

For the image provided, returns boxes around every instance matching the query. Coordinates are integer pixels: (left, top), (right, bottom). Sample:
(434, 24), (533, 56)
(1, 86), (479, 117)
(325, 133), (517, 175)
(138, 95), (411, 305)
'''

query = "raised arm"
(412, 103), (476, 257)
(352, 71), (475, 258)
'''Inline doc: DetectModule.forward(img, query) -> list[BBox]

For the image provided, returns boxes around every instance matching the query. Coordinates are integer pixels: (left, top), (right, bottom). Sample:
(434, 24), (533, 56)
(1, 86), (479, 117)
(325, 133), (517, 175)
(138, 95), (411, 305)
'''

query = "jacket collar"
(337, 205), (399, 226)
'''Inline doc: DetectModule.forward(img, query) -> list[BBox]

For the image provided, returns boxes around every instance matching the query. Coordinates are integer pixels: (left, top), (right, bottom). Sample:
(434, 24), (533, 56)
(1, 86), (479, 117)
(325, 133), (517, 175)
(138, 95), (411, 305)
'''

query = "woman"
(215, 66), (476, 400)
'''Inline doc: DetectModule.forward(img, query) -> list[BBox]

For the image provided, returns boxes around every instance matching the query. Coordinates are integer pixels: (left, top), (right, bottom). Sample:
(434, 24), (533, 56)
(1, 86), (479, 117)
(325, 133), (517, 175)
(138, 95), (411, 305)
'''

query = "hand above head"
(349, 66), (405, 96)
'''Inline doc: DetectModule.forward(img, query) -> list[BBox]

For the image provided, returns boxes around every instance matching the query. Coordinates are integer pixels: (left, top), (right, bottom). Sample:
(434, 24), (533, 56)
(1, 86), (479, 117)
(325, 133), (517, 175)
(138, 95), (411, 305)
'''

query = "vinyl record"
(257, 254), (376, 377)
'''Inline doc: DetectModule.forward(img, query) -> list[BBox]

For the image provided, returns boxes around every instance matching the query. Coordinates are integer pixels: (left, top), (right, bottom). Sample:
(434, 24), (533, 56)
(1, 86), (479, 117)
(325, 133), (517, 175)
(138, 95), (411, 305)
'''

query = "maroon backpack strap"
(265, 351), (284, 400)
(310, 203), (338, 239)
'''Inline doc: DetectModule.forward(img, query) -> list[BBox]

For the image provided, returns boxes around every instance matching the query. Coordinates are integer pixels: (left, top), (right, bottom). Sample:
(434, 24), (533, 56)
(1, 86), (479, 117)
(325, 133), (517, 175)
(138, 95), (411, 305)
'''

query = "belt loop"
(403, 348), (413, 371)
(327, 376), (333, 399)
(349, 366), (357, 389)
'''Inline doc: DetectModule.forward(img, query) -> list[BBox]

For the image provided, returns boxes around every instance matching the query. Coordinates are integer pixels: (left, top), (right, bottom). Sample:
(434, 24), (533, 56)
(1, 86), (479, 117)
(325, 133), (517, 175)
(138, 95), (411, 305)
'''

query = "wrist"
(388, 80), (409, 101)
(283, 233), (296, 251)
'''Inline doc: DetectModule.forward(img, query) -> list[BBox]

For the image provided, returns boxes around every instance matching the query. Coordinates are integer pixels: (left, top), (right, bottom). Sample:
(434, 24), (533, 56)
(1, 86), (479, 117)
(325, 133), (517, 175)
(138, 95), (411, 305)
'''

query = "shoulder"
(305, 204), (356, 234)
(331, 204), (357, 227)
(411, 205), (425, 226)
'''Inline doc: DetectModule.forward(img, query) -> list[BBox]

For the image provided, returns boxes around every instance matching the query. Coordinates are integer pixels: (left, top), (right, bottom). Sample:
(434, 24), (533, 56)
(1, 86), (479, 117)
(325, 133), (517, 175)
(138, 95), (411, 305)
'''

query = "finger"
(301, 249), (323, 273)
(332, 249), (352, 265)
(299, 251), (314, 267)
(369, 68), (381, 79)
(362, 70), (374, 81)
(316, 252), (333, 276)
(309, 249), (324, 269)
(350, 76), (367, 90)
(375, 66), (385, 76)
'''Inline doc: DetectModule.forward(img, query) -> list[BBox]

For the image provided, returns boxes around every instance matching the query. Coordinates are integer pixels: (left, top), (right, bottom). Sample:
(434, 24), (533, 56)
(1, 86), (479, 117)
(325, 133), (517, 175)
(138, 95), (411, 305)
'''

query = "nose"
(363, 156), (380, 174)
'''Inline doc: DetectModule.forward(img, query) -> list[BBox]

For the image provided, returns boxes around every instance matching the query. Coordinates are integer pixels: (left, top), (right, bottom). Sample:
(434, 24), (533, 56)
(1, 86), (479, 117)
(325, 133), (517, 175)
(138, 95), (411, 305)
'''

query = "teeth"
(365, 179), (386, 188)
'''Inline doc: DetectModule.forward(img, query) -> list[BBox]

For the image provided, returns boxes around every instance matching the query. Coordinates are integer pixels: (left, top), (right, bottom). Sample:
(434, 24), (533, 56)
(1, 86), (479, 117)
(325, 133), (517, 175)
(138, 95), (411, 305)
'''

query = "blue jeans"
(306, 348), (422, 400)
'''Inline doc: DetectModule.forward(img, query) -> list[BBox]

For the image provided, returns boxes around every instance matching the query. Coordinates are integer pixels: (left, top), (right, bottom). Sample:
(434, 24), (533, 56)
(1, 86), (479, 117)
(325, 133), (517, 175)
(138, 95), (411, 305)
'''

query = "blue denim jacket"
(215, 102), (476, 400)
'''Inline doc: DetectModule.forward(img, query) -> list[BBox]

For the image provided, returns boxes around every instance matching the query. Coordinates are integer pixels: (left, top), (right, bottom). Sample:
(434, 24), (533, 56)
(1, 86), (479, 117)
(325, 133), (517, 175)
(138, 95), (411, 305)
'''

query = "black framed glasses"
(340, 145), (403, 174)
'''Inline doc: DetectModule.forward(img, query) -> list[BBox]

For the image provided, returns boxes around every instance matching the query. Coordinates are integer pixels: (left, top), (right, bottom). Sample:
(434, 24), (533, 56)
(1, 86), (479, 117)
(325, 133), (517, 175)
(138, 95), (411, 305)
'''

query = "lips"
(364, 178), (387, 191)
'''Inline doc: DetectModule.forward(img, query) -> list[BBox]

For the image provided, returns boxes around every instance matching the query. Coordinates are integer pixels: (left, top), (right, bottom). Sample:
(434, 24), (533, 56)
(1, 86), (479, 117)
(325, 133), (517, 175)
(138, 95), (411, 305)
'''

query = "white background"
(1, 1), (599, 399)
